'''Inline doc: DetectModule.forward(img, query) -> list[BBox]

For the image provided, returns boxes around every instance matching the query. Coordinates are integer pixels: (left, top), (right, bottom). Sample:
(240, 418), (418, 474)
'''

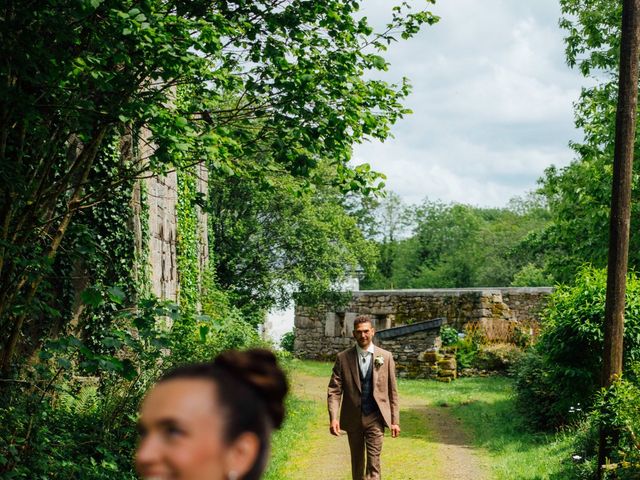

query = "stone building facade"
(294, 287), (552, 378)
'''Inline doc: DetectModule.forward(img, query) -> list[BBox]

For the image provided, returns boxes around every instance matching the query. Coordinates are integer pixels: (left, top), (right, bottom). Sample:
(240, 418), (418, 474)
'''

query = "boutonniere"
(374, 355), (384, 368)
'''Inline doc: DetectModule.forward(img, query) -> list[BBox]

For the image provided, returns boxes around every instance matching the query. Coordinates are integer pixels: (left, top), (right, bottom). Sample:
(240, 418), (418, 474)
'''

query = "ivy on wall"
(176, 166), (201, 313)
(21, 135), (144, 357)
(133, 178), (152, 298)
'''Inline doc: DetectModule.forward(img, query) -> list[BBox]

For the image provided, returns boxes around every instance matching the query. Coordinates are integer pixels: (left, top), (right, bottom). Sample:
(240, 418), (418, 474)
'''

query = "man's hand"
(390, 424), (401, 438)
(330, 419), (341, 436)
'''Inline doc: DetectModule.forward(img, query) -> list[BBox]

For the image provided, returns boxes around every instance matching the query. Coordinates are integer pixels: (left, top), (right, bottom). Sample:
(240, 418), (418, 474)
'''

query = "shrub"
(280, 329), (296, 353)
(0, 295), (266, 478)
(512, 351), (563, 429)
(473, 343), (523, 372)
(564, 375), (640, 480)
(594, 377), (640, 479)
(0, 378), (141, 479)
(568, 414), (600, 479)
(454, 330), (480, 370)
(512, 322), (536, 348)
(511, 263), (553, 287)
(440, 325), (459, 347)
(513, 266), (640, 429)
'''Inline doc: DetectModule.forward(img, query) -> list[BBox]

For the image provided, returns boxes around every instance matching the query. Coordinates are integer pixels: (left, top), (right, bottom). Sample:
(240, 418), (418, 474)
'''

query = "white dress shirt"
(356, 343), (375, 377)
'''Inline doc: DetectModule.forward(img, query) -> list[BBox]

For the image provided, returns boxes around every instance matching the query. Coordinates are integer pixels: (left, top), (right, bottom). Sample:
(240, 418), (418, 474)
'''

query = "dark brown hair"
(353, 315), (373, 328)
(159, 349), (288, 480)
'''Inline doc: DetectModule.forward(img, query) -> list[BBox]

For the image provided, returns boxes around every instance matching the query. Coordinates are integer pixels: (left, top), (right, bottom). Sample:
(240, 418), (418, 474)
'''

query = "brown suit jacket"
(327, 345), (399, 432)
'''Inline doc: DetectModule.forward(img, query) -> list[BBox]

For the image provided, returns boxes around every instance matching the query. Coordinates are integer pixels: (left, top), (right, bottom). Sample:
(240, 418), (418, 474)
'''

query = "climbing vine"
(176, 167), (201, 313)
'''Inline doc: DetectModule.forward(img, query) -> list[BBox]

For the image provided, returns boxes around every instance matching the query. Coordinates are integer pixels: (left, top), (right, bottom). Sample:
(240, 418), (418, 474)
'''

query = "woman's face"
(136, 378), (234, 480)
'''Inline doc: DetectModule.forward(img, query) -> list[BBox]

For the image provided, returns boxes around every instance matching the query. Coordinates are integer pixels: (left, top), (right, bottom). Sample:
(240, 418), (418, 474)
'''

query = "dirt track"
(286, 372), (489, 480)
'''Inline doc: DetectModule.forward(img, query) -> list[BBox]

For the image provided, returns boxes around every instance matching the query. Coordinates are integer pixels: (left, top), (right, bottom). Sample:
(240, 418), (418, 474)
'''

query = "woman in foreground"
(136, 349), (288, 480)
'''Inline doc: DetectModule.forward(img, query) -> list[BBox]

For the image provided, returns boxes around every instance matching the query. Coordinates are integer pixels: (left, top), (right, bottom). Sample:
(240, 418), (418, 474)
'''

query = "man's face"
(353, 321), (375, 349)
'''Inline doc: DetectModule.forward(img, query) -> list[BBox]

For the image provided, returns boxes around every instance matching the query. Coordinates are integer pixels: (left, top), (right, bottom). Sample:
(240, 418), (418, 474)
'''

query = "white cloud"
(357, 136), (565, 207)
(353, 0), (588, 207)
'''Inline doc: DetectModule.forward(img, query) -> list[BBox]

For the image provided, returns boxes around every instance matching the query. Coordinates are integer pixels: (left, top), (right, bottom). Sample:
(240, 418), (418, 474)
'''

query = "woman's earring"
(227, 471), (238, 480)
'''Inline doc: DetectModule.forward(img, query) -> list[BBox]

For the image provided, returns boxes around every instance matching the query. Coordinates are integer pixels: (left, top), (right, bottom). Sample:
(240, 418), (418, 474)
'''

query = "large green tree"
(208, 165), (377, 321)
(534, 0), (640, 283)
(0, 0), (437, 371)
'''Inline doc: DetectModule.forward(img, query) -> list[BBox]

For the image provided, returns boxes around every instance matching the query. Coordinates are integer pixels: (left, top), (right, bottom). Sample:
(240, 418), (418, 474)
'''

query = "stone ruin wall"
(145, 172), (179, 301)
(131, 162), (209, 305)
(376, 329), (452, 379)
(294, 288), (552, 377)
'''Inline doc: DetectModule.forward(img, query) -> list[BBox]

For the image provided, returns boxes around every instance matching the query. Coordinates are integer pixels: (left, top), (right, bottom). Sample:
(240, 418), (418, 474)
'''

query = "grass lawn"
(399, 376), (576, 479)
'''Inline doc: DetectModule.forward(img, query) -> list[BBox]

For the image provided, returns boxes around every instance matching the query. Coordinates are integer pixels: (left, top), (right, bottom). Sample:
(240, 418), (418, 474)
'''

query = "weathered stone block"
(295, 316), (316, 329)
(438, 368), (457, 378)
(437, 359), (456, 370)
(420, 351), (442, 363)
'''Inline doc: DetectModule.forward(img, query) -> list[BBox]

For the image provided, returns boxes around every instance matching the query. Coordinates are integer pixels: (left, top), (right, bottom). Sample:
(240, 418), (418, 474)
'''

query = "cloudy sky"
(353, 0), (591, 207)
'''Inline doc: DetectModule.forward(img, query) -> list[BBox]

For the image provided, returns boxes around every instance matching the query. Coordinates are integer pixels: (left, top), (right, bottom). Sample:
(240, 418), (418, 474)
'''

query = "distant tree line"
(357, 192), (553, 289)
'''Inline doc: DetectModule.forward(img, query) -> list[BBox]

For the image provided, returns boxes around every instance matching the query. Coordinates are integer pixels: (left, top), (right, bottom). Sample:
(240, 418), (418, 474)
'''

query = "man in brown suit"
(327, 315), (400, 480)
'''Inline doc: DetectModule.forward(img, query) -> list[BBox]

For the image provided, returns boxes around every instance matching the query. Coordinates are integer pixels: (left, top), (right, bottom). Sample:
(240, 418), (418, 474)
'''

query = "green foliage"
(0, 290), (265, 478)
(209, 168), (377, 317)
(451, 332), (524, 373)
(593, 377), (640, 479)
(0, 1), (440, 476)
(565, 375), (640, 479)
(440, 325), (459, 347)
(1, 0), (436, 370)
(0, 293), (170, 478)
(361, 195), (551, 289)
(567, 415), (600, 479)
(514, 267), (640, 430)
(454, 331), (482, 370)
(559, 0), (622, 76)
(280, 330), (296, 354)
(472, 344), (524, 372)
(511, 263), (554, 287)
(533, 0), (640, 284)
(512, 351), (564, 429)
(176, 166), (202, 312)
(0, 381), (140, 479)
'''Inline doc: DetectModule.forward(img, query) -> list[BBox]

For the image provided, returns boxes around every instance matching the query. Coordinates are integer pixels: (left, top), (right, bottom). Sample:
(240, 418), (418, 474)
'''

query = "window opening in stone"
(337, 312), (346, 337)
(372, 314), (390, 331)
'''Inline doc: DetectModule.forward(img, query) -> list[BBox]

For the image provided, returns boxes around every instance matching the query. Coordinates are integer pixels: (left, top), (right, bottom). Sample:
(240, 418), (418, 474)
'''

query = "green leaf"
(370, 55), (387, 70)
(56, 358), (72, 369)
(39, 350), (53, 361)
(199, 325), (210, 342)
(121, 359), (137, 380)
(101, 337), (122, 349)
(108, 286), (126, 304)
(81, 287), (103, 307)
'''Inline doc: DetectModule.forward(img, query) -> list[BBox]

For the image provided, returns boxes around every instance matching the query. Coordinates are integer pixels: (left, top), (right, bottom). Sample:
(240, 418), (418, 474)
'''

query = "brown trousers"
(346, 411), (385, 480)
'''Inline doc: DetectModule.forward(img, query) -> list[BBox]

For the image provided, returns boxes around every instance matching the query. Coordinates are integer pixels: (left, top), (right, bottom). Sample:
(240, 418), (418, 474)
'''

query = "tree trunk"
(0, 127), (107, 374)
(598, 0), (640, 475)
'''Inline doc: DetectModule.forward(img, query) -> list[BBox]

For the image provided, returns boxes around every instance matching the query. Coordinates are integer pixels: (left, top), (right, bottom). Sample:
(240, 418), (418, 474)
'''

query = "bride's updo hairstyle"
(159, 349), (288, 480)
